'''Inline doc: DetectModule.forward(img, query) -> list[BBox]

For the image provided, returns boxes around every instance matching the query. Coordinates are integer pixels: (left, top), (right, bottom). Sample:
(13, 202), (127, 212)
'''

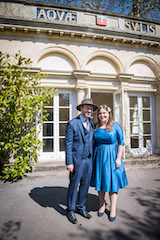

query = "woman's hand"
(116, 159), (121, 168)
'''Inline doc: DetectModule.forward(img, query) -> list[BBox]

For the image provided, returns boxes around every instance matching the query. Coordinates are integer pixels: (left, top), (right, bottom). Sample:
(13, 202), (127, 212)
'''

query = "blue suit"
(65, 115), (94, 214)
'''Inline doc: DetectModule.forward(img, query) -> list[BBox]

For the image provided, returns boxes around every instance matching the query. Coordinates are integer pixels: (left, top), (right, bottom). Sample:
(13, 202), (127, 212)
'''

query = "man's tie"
(86, 119), (90, 132)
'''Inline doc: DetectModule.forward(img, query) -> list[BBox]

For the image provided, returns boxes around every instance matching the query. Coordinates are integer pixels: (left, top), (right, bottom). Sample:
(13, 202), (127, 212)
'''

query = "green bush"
(0, 52), (56, 181)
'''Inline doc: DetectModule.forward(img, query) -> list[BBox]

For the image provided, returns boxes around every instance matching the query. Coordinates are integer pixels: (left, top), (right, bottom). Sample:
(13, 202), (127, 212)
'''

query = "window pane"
(44, 97), (53, 106)
(143, 110), (150, 121)
(130, 109), (138, 122)
(60, 123), (67, 136)
(59, 93), (69, 106)
(130, 96), (137, 108)
(131, 136), (139, 148)
(43, 123), (54, 136)
(43, 108), (54, 121)
(143, 136), (151, 148)
(59, 108), (69, 121)
(142, 97), (150, 108)
(130, 123), (139, 134)
(43, 139), (53, 152)
(143, 123), (151, 134)
(60, 138), (65, 151)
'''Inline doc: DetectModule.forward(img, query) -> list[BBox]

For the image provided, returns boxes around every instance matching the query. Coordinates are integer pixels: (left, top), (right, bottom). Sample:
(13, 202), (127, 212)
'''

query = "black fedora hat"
(76, 98), (98, 112)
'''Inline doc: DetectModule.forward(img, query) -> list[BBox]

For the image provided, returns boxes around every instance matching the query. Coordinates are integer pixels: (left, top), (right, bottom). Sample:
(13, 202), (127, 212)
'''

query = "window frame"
(38, 90), (76, 161)
(128, 93), (155, 155)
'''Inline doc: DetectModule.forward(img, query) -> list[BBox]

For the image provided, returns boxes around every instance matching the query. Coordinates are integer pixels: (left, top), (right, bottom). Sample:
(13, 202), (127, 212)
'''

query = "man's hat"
(76, 98), (98, 112)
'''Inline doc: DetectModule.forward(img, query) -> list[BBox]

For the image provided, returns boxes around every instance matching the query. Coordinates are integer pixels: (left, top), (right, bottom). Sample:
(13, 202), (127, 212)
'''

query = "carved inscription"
(125, 20), (156, 34)
(37, 8), (77, 23)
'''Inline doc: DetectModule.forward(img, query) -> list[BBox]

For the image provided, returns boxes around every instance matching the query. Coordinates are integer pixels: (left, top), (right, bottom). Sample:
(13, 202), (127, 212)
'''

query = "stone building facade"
(0, 0), (160, 162)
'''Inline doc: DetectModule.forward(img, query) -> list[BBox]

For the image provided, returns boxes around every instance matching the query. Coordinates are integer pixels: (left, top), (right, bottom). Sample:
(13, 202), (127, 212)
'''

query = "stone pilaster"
(73, 70), (90, 114)
(155, 90), (160, 153)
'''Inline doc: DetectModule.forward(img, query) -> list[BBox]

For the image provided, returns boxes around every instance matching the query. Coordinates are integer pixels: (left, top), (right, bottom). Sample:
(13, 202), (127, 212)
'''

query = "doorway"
(91, 92), (113, 122)
(128, 94), (155, 154)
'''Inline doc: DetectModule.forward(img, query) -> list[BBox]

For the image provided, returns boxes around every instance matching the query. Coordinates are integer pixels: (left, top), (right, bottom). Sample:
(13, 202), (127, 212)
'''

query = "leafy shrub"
(0, 52), (56, 181)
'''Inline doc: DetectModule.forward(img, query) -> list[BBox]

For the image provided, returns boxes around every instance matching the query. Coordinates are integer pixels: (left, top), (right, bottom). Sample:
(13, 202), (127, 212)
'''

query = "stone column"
(118, 74), (134, 159)
(123, 90), (132, 158)
(75, 89), (88, 114)
(73, 70), (90, 115)
(155, 91), (160, 153)
(77, 89), (86, 106)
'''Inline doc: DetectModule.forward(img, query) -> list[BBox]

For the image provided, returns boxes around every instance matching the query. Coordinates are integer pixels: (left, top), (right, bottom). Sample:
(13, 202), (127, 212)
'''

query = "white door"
(128, 94), (155, 154)
(113, 89), (126, 158)
(39, 90), (76, 161)
(113, 88), (124, 126)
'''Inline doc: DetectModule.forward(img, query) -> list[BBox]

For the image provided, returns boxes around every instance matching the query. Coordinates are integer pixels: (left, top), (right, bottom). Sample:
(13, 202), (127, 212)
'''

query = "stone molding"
(0, 1), (160, 48)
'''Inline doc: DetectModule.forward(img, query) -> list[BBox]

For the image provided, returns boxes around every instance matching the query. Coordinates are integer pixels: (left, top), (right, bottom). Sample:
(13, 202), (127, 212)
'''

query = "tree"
(106, 0), (160, 20)
(31, 0), (160, 20)
(0, 52), (56, 181)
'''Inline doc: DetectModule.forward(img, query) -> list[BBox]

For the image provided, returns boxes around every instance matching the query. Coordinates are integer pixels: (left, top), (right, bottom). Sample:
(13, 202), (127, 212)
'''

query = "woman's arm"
(115, 145), (123, 168)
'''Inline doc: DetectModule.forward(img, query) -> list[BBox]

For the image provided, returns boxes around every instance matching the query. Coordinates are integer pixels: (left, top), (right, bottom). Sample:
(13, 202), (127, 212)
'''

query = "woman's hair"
(95, 105), (113, 132)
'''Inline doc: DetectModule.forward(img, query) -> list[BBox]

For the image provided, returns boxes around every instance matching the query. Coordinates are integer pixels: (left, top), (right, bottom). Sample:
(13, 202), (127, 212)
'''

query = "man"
(65, 98), (98, 224)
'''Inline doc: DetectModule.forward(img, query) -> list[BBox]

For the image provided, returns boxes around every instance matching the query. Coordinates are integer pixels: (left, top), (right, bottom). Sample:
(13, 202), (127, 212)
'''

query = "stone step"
(25, 169), (68, 179)
(31, 161), (66, 172)
(30, 155), (160, 171)
(123, 155), (160, 170)
(25, 155), (160, 178)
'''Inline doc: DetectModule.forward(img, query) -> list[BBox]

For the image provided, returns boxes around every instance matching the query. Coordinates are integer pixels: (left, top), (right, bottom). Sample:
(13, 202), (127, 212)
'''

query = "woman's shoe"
(97, 210), (105, 217)
(109, 215), (116, 221)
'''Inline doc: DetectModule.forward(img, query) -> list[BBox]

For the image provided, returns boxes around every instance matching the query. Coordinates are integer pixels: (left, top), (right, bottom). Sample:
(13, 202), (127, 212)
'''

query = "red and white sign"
(96, 15), (107, 26)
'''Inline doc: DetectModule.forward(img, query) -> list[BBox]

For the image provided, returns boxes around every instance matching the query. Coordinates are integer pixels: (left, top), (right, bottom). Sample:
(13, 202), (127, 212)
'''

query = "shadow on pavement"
(68, 186), (160, 240)
(126, 186), (160, 239)
(29, 184), (160, 239)
(29, 186), (99, 216)
(0, 220), (21, 240)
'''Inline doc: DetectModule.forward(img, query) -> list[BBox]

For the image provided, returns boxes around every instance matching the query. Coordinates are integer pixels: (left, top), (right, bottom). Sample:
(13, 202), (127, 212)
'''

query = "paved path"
(0, 168), (160, 240)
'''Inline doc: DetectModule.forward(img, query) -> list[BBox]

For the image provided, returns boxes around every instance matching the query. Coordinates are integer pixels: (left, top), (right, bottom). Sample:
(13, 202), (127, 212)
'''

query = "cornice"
(0, 21), (159, 49)
(0, 1), (160, 47)
(0, 15), (159, 40)
(32, 68), (158, 84)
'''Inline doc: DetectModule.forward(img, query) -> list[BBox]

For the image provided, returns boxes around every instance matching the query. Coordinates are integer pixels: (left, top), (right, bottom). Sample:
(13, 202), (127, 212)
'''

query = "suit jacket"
(65, 115), (94, 170)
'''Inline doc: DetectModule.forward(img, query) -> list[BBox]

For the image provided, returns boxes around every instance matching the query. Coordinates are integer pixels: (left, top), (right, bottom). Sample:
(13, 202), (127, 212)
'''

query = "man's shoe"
(67, 213), (77, 224)
(78, 210), (92, 219)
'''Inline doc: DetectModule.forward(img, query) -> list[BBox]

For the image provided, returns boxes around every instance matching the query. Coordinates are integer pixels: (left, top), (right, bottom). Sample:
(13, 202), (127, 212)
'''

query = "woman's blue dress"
(91, 122), (128, 192)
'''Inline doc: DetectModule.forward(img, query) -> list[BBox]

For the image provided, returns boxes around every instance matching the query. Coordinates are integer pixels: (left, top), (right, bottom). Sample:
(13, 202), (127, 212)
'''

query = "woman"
(91, 105), (128, 221)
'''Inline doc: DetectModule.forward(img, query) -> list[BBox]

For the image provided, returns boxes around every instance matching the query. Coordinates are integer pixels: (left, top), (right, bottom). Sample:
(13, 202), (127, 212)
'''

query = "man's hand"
(67, 164), (74, 172)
